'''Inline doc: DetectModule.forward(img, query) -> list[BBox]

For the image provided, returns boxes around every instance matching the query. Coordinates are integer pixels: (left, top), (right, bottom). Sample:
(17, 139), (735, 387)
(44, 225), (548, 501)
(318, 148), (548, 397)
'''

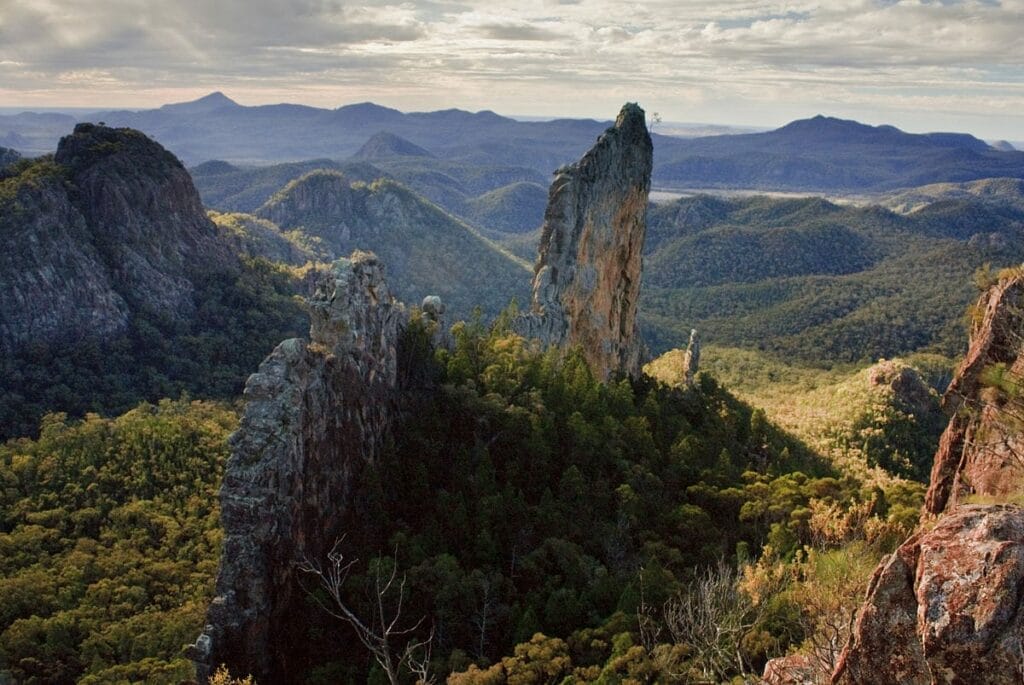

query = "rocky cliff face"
(827, 271), (1024, 684)
(515, 103), (653, 380)
(833, 505), (1024, 685)
(925, 271), (1024, 514)
(0, 123), (235, 353)
(192, 252), (406, 682)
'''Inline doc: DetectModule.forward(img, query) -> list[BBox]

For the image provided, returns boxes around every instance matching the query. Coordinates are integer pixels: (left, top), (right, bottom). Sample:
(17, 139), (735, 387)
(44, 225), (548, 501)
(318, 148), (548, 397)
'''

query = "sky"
(1, 0), (1023, 140)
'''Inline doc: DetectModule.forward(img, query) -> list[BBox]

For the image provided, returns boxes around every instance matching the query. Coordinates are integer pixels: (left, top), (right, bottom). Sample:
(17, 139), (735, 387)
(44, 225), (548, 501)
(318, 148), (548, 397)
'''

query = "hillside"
(353, 131), (434, 160)
(639, 194), (1024, 363)
(878, 176), (1024, 214)
(464, 181), (548, 234)
(257, 170), (531, 317)
(190, 158), (387, 213)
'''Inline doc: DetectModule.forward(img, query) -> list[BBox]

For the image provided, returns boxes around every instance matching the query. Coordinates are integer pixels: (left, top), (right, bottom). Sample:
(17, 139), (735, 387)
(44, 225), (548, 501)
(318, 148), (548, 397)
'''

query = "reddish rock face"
(516, 102), (653, 380)
(832, 505), (1024, 685)
(925, 273), (1024, 515)
(762, 653), (817, 684)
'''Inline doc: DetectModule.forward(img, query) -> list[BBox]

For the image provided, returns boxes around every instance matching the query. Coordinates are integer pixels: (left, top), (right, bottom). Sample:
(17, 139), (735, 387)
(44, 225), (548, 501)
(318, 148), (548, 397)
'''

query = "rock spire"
(191, 252), (405, 682)
(516, 102), (653, 380)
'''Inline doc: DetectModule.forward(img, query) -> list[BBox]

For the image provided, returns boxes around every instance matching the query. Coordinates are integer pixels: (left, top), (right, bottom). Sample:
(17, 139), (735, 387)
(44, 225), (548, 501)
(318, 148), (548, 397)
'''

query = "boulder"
(832, 505), (1024, 684)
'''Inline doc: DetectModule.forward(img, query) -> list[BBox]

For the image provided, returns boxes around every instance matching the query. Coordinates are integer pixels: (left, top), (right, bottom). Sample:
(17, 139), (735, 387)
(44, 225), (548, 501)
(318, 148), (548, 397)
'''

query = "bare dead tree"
(470, 574), (496, 661)
(661, 561), (764, 683)
(299, 539), (435, 685)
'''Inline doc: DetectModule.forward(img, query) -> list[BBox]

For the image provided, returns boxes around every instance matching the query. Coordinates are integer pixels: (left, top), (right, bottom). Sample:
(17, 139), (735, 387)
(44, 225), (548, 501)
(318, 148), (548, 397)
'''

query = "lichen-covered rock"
(925, 272), (1024, 515)
(763, 653), (817, 685)
(832, 504), (1024, 684)
(192, 252), (405, 682)
(515, 103), (653, 380)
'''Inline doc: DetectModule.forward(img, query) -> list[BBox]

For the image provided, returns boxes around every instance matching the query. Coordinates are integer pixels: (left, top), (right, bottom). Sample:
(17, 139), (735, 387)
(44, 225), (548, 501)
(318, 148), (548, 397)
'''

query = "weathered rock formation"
(826, 272), (1024, 685)
(515, 102), (653, 380)
(192, 252), (405, 681)
(0, 123), (235, 353)
(832, 505), (1024, 684)
(925, 271), (1024, 514)
(762, 654), (816, 685)
(682, 329), (701, 386)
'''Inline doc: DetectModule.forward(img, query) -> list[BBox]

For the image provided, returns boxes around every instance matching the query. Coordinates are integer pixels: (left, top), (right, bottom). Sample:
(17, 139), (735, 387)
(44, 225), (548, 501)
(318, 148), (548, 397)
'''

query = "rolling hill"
(256, 170), (531, 317)
(640, 193), (1024, 363)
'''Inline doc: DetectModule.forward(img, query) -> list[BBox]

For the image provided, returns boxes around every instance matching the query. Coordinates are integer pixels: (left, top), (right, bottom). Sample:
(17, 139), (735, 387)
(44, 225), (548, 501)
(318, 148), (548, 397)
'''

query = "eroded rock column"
(516, 102), (653, 380)
(191, 252), (404, 682)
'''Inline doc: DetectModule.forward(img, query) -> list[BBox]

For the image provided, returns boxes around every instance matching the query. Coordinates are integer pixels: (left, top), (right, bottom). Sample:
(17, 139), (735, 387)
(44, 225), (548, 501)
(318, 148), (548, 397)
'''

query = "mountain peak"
(160, 91), (241, 113)
(353, 131), (433, 160)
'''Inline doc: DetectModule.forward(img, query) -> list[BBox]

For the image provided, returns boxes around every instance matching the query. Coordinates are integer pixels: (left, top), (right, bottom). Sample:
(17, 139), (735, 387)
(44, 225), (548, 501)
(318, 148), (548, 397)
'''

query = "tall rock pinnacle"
(517, 103), (653, 380)
(191, 252), (405, 682)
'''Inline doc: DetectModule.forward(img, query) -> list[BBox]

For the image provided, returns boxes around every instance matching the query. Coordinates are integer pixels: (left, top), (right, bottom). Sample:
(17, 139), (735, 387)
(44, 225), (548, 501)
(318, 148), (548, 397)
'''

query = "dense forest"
(0, 315), (928, 683)
(0, 400), (235, 683)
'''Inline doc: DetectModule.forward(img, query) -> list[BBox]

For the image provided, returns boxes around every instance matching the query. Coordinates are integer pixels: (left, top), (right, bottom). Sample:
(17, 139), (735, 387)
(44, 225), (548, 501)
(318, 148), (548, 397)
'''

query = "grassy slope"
(657, 346), (953, 485)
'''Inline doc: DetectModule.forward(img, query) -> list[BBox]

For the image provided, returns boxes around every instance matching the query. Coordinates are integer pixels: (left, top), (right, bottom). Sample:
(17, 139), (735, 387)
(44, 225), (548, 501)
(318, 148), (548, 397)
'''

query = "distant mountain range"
(654, 115), (1024, 192)
(3, 93), (1022, 193)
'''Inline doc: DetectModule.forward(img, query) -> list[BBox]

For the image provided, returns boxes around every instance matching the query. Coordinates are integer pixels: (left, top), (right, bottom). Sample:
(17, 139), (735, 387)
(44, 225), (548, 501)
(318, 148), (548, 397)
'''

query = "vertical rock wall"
(516, 102), (653, 380)
(192, 252), (405, 682)
(925, 272), (1024, 514)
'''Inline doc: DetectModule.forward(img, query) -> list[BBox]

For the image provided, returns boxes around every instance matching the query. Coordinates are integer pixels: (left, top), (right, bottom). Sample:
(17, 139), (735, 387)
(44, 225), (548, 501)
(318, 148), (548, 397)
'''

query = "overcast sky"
(1, 0), (1022, 139)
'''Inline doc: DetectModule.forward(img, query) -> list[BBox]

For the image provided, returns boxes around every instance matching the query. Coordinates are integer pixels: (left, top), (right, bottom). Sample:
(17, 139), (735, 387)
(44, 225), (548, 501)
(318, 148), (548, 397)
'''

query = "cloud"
(1, 0), (1023, 137)
(478, 23), (565, 41)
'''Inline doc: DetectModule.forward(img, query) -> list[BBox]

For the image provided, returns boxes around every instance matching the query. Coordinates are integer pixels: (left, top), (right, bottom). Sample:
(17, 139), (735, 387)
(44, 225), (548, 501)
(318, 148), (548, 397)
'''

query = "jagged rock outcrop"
(0, 123), (235, 353)
(826, 272), (1024, 684)
(763, 654), (816, 685)
(682, 329), (701, 386)
(515, 103), (653, 380)
(192, 252), (405, 682)
(832, 505), (1024, 684)
(925, 271), (1024, 514)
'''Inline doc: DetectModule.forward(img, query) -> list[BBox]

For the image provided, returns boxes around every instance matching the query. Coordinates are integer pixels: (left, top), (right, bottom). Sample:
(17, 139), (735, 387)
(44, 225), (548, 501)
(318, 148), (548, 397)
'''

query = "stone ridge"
(832, 505), (1024, 685)
(192, 252), (405, 682)
(516, 102), (653, 380)
(925, 271), (1024, 514)
(0, 123), (235, 353)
